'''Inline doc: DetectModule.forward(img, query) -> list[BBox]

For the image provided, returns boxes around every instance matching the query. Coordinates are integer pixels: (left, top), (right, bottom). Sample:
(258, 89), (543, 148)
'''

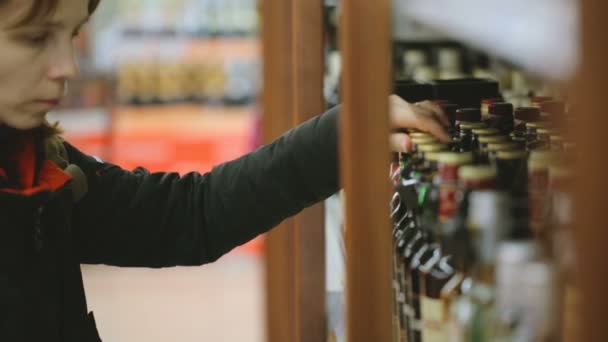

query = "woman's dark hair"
(0, 0), (101, 139)
(1, 0), (100, 28)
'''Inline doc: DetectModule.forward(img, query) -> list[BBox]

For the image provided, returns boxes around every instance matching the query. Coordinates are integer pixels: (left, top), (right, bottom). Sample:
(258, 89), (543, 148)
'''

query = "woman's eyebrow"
(39, 17), (90, 29)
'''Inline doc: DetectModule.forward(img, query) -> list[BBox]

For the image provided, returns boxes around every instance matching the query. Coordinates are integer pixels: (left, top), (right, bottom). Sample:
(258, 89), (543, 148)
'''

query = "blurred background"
(54, 0), (586, 341)
(51, 0), (265, 341)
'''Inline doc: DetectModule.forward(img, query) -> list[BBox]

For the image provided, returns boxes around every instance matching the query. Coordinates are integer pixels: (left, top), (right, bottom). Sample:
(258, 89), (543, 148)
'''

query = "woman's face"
(0, 0), (89, 129)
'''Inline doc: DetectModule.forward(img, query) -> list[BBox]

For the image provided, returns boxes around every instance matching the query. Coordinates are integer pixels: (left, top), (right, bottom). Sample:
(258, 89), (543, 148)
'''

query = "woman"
(0, 0), (449, 341)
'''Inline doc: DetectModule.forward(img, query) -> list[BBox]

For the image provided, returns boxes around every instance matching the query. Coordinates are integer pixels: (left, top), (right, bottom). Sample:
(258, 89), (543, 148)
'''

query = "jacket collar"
(0, 125), (72, 196)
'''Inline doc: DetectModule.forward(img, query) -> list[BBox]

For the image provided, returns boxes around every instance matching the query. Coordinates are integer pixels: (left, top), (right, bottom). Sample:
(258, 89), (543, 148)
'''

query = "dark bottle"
(408, 243), (442, 342)
(487, 102), (515, 134)
(477, 135), (508, 162)
(528, 151), (560, 241)
(495, 150), (528, 196)
(457, 122), (486, 152)
(487, 142), (524, 164)
(513, 107), (541, 144)
(481, 97), (503, 120)
(455, 108), (482, 127)
(439, 103), (459, 135)
(471, 128), (500, 154)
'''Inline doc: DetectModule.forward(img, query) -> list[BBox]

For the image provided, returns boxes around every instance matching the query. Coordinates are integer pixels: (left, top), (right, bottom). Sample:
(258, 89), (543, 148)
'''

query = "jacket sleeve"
(67, 106), (340, 267)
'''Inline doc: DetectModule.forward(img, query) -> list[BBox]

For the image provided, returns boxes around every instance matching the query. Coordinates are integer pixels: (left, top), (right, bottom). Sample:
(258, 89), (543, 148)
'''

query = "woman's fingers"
(416, 100), (450, 127)
(390, 132), (412, 152)
(389, 95), (450, 143)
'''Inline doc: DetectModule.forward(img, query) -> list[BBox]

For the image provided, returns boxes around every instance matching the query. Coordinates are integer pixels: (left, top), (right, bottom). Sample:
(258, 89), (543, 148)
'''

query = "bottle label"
(529, 169), (550, 233)
(421, 296), (447, 342)
(439, 183), (458, 222)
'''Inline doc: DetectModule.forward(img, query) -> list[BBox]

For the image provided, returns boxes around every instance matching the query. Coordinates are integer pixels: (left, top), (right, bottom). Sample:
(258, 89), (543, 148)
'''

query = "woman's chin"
(1, 112), (47, 130)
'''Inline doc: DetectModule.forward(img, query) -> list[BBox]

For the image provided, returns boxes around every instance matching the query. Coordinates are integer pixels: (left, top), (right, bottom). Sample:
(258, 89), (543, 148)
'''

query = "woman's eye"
(25, 32), (50, 45)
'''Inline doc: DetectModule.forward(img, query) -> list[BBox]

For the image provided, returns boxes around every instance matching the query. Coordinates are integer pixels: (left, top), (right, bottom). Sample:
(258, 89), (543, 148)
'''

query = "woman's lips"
(36, 99), (61, 107)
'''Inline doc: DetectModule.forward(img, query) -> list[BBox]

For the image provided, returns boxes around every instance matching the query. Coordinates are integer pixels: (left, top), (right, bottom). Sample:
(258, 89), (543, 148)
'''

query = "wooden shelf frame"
(262, 0), (607, 341)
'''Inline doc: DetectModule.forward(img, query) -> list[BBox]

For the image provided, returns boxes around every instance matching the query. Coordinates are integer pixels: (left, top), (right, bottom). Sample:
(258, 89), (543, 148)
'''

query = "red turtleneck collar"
(0, 127), (72, 196)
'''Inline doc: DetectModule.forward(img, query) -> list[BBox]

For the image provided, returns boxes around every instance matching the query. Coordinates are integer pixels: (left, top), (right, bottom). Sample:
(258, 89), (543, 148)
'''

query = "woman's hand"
(389, 95), (451, 152)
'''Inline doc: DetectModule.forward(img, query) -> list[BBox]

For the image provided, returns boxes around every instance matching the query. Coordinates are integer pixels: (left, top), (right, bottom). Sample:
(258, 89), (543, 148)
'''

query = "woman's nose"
(47, 43), (80, 82)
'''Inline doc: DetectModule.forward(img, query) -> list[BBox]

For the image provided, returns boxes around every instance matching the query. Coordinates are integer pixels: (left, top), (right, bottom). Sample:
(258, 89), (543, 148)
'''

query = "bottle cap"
(488, 142), (521, 152)
(529, 151), (560, 171)
(531, 96), (553, 105)
(525, 122), (550, 130)
(479, 135), (508, 144)
(482, 98), (502, 105)
(472, 128), (500, 136)
(536, 128), (556, 136)
(459, 122), (486, 130)
(458, 165), (497, 181)
(514, 107), (541, 122)
(497, 150), (528, 160)
(418, 143), (449, 153)
(438, 152), (474, 165)
(456, 108), (482, 122)
(550, 135), (564, 142)
(549, 166), (572, 182)
(425, 152), (442, 162)
(488, 102), (514, 117)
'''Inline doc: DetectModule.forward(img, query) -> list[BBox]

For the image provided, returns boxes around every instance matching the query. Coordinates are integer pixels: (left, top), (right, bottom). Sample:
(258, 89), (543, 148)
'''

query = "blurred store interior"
(51, 0), (608, 341)
(55, 0), (264, 341)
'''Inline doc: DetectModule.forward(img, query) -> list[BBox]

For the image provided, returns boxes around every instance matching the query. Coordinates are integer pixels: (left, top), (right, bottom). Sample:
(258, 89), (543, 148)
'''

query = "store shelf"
(395, 0), (579, 80)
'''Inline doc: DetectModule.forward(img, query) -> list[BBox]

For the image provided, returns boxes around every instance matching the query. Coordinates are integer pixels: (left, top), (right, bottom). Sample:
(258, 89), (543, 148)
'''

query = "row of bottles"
(117, 59), (259, 106)
(389, 95), (578, 342)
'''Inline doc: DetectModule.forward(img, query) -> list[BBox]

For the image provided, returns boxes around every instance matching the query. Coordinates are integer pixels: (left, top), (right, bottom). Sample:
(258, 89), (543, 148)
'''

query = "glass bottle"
(513, 107), (541, 144)
(437, 152), (474, 223)
(528, 151), (560, 242)
(487, 102), (515, 134)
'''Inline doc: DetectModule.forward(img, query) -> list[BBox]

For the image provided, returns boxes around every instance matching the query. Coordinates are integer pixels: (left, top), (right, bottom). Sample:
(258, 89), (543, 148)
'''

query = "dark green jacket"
(0, 106), (339, 341)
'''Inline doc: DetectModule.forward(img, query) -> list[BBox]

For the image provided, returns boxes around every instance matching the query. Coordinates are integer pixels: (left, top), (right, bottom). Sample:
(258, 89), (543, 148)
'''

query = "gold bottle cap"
(488, 142), (521, 152)
(549, 166), (572, 181)
(497, 150), (528, 160)
(418, 143), (449, 153)
(459, 122), (486, 130)
(529, 151), (561, 171)
(525, 122), (550, 129)
(550, 135), (565, 142)
(425, 152), (442, 162)
(438, 152), (474, 165)
(458, 165), (497, 181)
(478, 135), (508, 144)
(536, 128), (556, 136)
(472, 128), (500, 136)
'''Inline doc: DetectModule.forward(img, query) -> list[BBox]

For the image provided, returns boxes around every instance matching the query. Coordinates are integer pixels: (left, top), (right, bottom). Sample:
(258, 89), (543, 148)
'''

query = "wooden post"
(340, 1), (394, 342)
(572, 1), (608, 341)
(262, 1), (296, 341)
(262, 0), (326, 341)
(291, 0), (327, 341)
